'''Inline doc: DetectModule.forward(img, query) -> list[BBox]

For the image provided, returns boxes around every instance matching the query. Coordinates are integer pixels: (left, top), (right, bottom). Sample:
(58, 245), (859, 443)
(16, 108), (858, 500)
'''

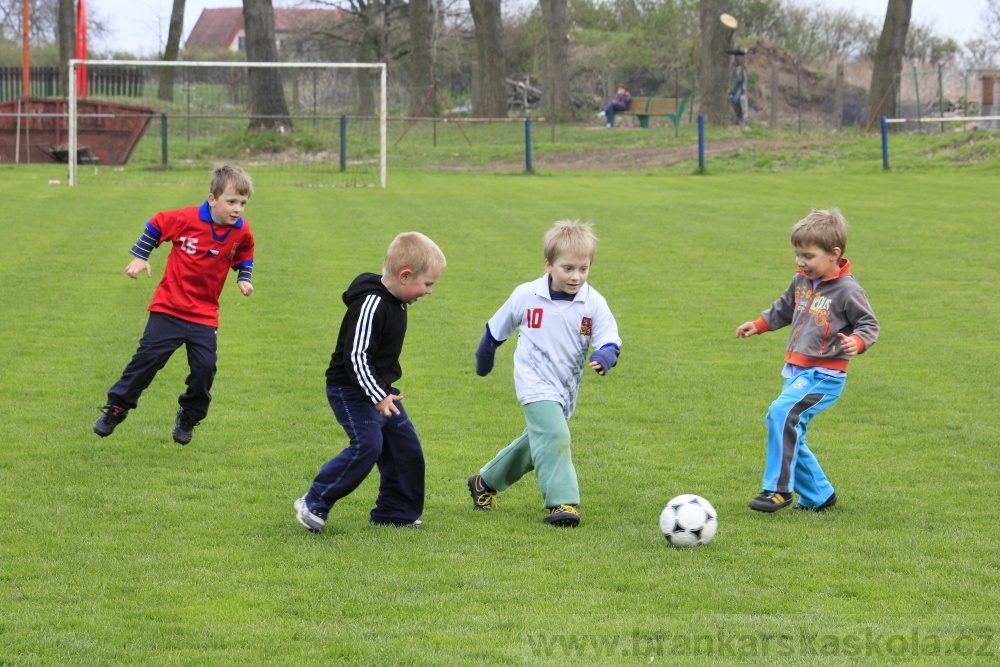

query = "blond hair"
(791, 209), (847, 254)
(210, 165), (254, 198)
(383, 232), (446, 278)
(543, 220), (598, 264)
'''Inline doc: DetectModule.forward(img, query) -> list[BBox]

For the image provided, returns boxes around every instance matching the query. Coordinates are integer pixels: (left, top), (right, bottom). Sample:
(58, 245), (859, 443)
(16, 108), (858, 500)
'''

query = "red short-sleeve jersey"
(147, 201), (255, 327)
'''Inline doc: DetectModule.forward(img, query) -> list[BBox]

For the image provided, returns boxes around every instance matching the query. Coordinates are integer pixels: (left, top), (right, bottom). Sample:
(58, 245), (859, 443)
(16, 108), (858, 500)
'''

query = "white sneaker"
(606, 123), (612, 128)
(597, 111), (605, 118)
(294, 496), (325, 533)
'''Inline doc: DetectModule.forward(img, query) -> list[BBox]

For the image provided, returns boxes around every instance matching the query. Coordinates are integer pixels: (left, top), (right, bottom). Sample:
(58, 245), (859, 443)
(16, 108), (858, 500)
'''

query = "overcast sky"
(90, 0), (989, 57)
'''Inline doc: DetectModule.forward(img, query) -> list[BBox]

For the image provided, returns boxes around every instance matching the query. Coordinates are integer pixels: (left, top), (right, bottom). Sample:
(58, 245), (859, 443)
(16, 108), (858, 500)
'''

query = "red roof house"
(184, 8), (346, 52)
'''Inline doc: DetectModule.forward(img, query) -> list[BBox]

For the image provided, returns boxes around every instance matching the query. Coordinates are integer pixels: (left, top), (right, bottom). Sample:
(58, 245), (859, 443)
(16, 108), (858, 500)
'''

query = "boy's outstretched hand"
(735, 321), (758, 338)
(837, 333), (859, 356)
(375, 393), (402, 417)
(125, 258), (152, 279)
(238, 280), (254, 296)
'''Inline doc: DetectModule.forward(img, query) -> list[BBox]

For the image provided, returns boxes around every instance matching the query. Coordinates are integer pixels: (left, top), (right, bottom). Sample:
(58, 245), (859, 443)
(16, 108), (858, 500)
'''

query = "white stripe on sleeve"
(350, 294), (386, 402)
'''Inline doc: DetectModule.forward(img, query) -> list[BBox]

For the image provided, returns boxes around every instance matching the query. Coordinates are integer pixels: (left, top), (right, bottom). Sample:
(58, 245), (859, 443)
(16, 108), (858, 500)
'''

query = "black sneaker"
(172, 408), (200, 445)
(370, 519), (423, 528)
(543, 504), (580, 527)
(748, 491), (794, 512)
(468, 474), (497, 511)
(93, 404), (128, 437)
(792, 493), (838, 512)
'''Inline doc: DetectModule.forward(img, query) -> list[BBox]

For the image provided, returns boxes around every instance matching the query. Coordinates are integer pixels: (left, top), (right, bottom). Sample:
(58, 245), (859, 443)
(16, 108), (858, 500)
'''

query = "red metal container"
(0, 97), (154, 165)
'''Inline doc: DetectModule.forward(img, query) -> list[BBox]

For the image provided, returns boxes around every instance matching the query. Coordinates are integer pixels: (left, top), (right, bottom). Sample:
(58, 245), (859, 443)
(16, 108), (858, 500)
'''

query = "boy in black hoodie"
(295, 232), (446, 532)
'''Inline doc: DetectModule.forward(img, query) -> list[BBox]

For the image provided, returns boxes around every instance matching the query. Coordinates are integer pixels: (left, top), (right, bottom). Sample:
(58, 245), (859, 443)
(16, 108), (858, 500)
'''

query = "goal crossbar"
(67, 59), (387, 187)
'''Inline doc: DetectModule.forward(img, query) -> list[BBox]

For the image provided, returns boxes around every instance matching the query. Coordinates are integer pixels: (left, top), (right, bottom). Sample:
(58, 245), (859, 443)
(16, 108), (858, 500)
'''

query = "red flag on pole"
(75, 0), (88, 98)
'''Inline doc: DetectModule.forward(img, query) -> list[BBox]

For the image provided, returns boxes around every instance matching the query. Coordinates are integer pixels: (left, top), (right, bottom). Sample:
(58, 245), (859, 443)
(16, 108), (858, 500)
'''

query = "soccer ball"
(660, 494), (718, 547)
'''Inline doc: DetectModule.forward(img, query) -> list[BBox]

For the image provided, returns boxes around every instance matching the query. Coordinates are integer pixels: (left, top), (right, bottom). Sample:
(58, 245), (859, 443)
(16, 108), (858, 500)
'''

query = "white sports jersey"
(488, 275), (621, 419)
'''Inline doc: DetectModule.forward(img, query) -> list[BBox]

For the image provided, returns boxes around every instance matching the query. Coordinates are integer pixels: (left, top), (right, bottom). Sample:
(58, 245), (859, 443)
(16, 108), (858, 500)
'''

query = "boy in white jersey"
(469, 221), (622, 527)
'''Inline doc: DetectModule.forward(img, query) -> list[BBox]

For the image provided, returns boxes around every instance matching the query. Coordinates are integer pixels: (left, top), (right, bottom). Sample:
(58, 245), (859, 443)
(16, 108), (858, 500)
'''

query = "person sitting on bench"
(598, 84), (631, 128)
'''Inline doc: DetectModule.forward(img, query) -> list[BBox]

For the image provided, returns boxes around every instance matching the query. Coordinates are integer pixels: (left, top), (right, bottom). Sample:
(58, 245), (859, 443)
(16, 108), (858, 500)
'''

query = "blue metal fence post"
(340, 114), (347, 172)
(881, 116), (889, 171)
(697, 114), (705, 173)
(161, 113), (168, 165)
(525, 116), (533, 172)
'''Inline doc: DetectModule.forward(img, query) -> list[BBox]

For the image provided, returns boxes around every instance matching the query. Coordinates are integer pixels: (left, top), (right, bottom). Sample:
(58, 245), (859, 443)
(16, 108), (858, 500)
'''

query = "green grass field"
(1, 165), (999, 665)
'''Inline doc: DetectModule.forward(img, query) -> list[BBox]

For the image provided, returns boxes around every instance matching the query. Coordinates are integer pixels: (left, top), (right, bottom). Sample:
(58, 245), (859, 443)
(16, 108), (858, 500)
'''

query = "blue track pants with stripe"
(762, 368), (844, 507)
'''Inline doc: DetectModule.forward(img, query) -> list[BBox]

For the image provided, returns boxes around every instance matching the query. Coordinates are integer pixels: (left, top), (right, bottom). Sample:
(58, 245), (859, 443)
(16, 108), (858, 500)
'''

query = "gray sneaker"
(172, 408), (200, 445)
(93, 404), (128, 437)
(294, 496), (325, 533)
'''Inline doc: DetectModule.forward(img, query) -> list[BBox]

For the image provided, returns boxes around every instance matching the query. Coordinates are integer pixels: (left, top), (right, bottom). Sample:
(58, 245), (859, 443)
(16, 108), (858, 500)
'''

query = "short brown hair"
(383, 232), (446, 278)
(543, 220), (598, 264)
(210, 165), (254, 198)
(791, 209), (847, 254)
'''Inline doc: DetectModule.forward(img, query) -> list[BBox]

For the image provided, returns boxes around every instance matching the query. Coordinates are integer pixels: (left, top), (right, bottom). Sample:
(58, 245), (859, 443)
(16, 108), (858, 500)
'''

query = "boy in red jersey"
(93, 165), (256, 445)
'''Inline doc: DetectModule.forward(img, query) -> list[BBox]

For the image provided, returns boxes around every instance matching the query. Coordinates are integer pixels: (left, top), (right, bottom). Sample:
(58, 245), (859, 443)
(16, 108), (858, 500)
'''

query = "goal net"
(67, 60), (386, 187)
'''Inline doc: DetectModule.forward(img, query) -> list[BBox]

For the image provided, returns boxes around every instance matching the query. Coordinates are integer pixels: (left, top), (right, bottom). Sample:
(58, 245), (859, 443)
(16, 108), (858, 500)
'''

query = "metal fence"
(0, 67), (144, 102)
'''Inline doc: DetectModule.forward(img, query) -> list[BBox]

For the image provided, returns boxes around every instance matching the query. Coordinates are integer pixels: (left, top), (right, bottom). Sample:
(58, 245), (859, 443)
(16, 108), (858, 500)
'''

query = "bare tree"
(243, 0), (294, 130)
(699, 0), (735, 126)
(408, 0), (434, 115)
(157, 0), (185, 102)
(865, 0), (912, 128)
(309, 0), (398, 115)
(539, 0), (573, 120)
(468, 0), (506, 118)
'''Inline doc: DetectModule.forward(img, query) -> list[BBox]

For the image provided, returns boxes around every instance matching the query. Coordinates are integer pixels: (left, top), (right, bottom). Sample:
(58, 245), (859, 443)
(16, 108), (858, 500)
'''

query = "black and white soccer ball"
(659, 494), (718, 547)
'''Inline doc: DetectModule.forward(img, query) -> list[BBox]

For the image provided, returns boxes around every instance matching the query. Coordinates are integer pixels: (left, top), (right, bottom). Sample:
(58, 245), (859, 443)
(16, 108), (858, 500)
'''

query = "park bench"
(611, 97), (687, 129)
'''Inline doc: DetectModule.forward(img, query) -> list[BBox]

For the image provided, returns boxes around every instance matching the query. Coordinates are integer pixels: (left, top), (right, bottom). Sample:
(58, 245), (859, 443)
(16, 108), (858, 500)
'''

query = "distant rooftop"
(184, 8), (346, 52)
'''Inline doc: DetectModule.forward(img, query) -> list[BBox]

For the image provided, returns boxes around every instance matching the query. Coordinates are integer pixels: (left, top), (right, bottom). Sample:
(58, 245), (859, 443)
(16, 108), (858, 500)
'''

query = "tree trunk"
(539, 0), (573, 120)
(866, 0), (913, 128)
(157, 0), (186, 102)
(58, 0), (74, 94)
(352, 0), (387, 117)
(354, 15), (377, 117)
(468, 0), (506, 118)
(408, 0), (434, 116)
(243, 0), (293, 130)
(698, 0), (735, 126)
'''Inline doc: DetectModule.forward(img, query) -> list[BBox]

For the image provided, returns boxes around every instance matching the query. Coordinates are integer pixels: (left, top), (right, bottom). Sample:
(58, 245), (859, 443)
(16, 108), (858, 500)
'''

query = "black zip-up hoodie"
(326, 273), (407, 405)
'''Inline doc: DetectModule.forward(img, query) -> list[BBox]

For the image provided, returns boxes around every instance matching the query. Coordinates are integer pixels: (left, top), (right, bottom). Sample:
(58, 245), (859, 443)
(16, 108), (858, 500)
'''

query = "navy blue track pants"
(107, 312), (217, 421)
(305, 384), (425, 524)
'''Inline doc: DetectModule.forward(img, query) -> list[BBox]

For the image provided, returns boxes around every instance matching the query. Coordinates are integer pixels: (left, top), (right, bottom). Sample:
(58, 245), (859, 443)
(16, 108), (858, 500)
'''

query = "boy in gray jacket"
(736, 209), (879, 512)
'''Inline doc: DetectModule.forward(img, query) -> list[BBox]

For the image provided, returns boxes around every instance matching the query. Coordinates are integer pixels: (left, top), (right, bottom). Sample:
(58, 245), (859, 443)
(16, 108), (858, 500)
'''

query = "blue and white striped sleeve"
(349, 294), (388, 404)
(129, 222), (161, 260)
(233, 259), (253, 284)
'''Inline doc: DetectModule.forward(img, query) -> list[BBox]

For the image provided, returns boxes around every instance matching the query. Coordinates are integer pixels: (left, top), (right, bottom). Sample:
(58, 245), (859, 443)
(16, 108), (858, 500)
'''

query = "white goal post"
(67, 59), (387, 187)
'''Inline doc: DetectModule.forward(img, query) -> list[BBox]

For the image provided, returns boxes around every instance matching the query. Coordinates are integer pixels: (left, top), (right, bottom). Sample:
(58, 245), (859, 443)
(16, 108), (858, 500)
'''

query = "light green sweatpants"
(479, 400), (579, 508)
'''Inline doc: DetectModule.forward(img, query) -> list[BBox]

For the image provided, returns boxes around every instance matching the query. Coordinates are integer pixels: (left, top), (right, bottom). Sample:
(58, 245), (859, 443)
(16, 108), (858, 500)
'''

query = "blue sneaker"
(294, 496), (325, 533)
